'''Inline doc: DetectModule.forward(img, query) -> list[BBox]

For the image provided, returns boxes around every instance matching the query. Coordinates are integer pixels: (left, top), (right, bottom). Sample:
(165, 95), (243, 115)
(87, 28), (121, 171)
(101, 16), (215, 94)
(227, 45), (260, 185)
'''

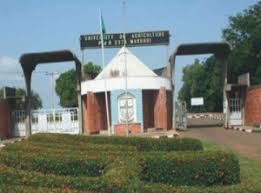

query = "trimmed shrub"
(0, 185), (96, 193)
(140, 150), (240, 186)
(5, 141), (137, 155)
(140, 183), (261, 193)
(101, 153), (142, 193)
(0, 151), (107, 177)
(0, 164), (106, 191)
(0, 133), (245, 192)
(29, 133), (203, 152)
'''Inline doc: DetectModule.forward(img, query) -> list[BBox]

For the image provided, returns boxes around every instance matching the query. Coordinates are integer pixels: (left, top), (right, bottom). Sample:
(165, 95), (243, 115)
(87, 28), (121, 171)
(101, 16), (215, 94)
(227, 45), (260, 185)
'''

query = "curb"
(228, 126), (261, 133)
(151, 133), (179, 139)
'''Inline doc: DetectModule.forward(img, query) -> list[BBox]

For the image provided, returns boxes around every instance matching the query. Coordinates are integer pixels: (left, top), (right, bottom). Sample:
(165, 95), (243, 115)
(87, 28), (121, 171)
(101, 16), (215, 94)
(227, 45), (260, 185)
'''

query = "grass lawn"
(0, 134), (260, 192)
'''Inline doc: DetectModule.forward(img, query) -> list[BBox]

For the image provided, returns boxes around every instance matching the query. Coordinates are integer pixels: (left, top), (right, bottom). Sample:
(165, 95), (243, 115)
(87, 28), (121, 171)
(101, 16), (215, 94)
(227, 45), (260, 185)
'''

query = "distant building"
(81, 47), (172, 135)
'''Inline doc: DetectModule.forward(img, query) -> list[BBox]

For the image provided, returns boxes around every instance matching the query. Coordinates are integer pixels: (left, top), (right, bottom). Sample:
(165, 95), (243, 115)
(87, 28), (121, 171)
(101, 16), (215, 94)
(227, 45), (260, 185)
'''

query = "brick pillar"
(0, 102), (11, 138)
(85, 92), (99, 134)
(154, 87), (168, 130)
(84, 92), (109, 134)
(142, 90), (155, 131)
(82, 95), (87, 134)
(245, 87), (261, 125)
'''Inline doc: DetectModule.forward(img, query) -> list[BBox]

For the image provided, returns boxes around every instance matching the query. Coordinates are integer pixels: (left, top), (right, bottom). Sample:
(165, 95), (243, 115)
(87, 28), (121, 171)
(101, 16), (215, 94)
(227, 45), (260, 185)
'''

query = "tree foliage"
(223, 1), (261, 84)
(55, 69), (77, 108)
(178, 58), (223, 112)
(0, 88), (42, 110)
(55, 62), (101, 108)
(179, 2), (261, 112)
(83, 62), (102, 80)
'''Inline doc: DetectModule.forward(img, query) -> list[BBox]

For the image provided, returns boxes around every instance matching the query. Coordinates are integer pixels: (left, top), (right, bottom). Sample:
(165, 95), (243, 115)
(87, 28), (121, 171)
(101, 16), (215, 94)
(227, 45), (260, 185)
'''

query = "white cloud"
(0, 56), (23, 86)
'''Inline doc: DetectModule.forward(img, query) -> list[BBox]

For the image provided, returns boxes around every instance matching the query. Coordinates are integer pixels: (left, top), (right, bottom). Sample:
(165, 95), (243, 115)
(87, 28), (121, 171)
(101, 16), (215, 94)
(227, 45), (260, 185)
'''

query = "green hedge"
(101, 153), (142, 193)
(0, 185), (97, 193)
(0, 133), (245, 192)
(140, 183), (261, 193)
(0, 164), (105, 191)
(29, 133), (203, 152)
(140, 150), (240, 186)
(5, 141), (137, 156)
(0, 151), (107, 177)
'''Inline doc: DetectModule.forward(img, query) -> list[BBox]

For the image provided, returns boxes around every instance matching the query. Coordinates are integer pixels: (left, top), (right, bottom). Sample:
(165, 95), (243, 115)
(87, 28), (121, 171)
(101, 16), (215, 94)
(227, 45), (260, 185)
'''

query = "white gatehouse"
(12, 108), (79, 137)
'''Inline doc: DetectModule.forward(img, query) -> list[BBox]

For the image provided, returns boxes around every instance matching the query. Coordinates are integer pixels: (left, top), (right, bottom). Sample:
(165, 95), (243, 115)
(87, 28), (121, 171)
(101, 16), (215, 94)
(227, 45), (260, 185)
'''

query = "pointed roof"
(95, 47), (157, 79)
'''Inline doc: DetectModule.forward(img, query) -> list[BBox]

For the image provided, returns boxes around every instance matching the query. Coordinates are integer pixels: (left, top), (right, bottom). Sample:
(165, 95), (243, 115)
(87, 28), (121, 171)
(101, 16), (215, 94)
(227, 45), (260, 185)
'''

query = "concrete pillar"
(170, 54), (176, 129)
(24, 71), (33, 138)
(75, 62), (83, 134)
(221, 57), (230, 128)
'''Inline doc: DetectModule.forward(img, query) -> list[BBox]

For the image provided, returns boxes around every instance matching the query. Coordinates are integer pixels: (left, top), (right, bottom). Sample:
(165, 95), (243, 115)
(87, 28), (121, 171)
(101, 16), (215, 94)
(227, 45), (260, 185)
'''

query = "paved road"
(181, 126), (261, 161)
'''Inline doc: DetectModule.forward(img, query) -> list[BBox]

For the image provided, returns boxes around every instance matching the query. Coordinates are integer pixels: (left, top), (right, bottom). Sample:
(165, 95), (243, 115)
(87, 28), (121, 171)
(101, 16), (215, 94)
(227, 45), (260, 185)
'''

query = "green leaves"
(55, 62), (101, 107)
(28, 133), (203, 152)
(179, 2), (261, 112)
(224, 2), (261, 85)
(83, 62), (102, 79)
(55, 69), (78, 107)
(140, 150), (240, 186)
(0, 87), (42, 110)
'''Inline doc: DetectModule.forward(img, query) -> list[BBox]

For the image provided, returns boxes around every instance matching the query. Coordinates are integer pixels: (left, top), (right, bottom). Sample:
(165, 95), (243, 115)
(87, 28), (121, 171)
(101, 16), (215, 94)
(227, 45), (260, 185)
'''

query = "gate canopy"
(172, 42), (231, 56)
(19, 50), (82, 137)
(20, 50), (81, 70)
(169, 41), (232, 129)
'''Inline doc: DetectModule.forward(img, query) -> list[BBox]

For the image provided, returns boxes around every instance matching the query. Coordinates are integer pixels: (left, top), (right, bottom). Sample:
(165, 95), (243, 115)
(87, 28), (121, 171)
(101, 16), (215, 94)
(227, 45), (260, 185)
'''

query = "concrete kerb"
(0, 137), (25, 149)
(227, 126), (261, 133)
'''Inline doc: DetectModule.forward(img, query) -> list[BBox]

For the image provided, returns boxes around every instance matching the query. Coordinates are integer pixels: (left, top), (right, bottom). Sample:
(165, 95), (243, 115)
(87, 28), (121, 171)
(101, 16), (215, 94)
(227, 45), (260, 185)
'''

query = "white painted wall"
(81, 76), (172, 94)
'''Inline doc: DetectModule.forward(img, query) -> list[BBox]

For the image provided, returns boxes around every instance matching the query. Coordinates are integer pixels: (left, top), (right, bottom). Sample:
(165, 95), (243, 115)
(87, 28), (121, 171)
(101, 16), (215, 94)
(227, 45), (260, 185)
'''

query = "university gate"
(168, 42), (231, 129)
(19, 50), (83, 137)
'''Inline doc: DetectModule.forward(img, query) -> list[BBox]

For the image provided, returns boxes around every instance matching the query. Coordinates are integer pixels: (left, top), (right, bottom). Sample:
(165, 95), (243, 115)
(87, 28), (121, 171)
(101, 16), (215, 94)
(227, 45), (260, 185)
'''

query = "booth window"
(118, 93), (136, 123)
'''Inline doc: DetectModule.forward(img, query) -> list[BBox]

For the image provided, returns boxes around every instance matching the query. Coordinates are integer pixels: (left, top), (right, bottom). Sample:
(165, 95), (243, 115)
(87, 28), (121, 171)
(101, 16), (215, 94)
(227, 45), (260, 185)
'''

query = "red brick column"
(154, 87), (168, 130)
(114, 123), (141, 136)
(84, 92), (99, 134)
(84, 92), (109, 134)
(245, 87), (261, 125)
(142, 90), (155, 130)
(0, 102), (11, 138)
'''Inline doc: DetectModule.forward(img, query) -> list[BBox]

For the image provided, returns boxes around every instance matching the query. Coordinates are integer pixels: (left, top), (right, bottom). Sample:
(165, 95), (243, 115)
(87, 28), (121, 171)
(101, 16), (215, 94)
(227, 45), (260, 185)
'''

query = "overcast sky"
(0, 0), (258, 108)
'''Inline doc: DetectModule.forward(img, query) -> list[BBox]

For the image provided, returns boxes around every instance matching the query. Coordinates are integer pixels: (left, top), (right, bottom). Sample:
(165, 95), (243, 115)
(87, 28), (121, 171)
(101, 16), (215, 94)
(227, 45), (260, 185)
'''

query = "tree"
(179, 2), (261, 112)
(178, 59), (207, 112)
(179, 57), (224, 113)
(223, 2), (261, 84)
(56, 62), (101, 108)
(0, 88), (42, 110)
(83, 62), (102, 80)
(56, 69), (77, 107)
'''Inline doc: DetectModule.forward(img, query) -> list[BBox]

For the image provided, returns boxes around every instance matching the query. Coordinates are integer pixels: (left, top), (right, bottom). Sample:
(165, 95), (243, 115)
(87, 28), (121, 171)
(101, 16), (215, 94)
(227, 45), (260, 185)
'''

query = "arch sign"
(80, 30), (169, 49)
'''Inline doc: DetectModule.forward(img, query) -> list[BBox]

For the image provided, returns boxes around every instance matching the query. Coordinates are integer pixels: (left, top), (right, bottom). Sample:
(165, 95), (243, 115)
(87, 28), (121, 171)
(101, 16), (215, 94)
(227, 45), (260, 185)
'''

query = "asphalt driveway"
(181, 127), (261, 161)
